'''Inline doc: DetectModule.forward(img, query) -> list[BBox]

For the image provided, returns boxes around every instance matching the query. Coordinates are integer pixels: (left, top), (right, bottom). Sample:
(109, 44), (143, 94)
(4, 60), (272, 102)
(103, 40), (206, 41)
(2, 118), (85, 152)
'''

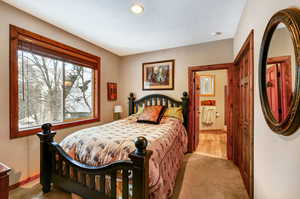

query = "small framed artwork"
(199, 75), (215, 96)
(142, 60), (175, 90)
(107, 82), (117, 101)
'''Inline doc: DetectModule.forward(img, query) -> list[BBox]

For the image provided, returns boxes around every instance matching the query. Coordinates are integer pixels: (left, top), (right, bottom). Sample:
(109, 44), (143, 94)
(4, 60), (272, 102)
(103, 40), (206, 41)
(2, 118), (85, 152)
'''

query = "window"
(10, 25), (101, 138)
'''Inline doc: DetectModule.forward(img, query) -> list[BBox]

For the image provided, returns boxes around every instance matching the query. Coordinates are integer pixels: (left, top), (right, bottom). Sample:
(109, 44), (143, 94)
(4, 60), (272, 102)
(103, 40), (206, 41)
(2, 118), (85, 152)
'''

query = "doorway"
(188, 63), (234, 160)
(194, 69), (228, 159)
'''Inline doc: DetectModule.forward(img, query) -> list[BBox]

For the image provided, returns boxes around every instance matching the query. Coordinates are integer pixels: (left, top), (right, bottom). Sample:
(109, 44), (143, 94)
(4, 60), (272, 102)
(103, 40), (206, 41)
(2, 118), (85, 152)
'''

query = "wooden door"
(266, 64), (280, 121)
(232, 31), (254, 199)
(228, 66), (240, 162)
(237, 48), (252, 194)
(278, 61), (292, 119)
(225, 85), (232, 159)
(229, 66), (240, 165)
(267, 56), (292, 121)
(193, 73), (201, 150)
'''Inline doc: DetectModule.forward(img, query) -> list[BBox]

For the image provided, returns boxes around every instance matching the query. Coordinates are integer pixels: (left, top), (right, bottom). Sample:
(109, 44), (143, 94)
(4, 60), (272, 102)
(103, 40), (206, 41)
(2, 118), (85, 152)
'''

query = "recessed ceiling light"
(212, 32), (222, 36)
(131, 3), (144, 15)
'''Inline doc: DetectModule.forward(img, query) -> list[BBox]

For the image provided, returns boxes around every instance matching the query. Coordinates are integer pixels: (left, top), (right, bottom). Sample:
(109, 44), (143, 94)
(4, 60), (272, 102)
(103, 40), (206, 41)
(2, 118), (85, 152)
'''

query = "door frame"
(233, 30), (254, 199)
(188, 63), (234, 156)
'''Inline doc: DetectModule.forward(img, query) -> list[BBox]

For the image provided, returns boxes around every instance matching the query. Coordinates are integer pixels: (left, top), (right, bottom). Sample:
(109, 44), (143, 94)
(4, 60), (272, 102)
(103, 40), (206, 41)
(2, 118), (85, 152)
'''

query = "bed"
(37, 92), (189, 199)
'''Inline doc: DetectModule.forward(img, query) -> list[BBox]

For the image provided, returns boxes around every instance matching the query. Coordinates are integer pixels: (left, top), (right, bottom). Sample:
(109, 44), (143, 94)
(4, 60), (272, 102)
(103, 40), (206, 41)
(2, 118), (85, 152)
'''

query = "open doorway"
(194, 70), (228, 159)
(188, 63), (233, 160)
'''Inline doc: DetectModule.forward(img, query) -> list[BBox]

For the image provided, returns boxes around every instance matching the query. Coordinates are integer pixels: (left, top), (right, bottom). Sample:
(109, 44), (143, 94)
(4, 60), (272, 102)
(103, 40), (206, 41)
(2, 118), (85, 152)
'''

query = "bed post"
(37, 123), (56, 193)
(129, 137), (153, 199)
(181, 91), (189, 129)
(128, 92), (136, 115)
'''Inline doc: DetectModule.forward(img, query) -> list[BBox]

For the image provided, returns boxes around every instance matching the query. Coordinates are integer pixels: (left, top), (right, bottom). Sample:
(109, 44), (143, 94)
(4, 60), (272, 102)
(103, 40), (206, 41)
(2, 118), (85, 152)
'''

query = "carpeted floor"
(171, 154), (249, 199)
(9, 154), (248, 199)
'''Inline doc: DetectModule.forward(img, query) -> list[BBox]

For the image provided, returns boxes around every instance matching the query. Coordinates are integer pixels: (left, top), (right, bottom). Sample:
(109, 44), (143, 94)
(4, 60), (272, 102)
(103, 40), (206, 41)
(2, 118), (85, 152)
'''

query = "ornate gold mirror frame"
(259, 8), (300, 135)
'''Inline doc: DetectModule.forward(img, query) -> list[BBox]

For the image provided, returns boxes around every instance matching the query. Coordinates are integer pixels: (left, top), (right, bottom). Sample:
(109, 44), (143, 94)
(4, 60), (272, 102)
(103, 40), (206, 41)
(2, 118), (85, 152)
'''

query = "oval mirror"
(266, 23), (295, 122)
(259, 8), (300, 135)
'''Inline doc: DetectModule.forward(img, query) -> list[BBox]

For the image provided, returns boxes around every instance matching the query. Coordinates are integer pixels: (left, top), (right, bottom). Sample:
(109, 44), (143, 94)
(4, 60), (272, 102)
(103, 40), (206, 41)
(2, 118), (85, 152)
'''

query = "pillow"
(163, 107), (184, 122)
(136, 105), (144, 115)
(137, 106), (165, 124)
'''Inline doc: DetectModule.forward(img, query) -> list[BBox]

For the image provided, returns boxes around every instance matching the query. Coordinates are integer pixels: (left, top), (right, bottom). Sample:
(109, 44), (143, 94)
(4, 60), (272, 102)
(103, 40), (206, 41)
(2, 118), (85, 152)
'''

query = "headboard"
(128, 92), (189, 129)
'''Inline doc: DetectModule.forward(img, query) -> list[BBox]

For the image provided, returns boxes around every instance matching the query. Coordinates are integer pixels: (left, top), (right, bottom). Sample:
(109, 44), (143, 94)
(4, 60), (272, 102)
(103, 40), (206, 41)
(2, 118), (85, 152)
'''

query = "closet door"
(238, 48), (252, 194)
(233, 31), (253, 198)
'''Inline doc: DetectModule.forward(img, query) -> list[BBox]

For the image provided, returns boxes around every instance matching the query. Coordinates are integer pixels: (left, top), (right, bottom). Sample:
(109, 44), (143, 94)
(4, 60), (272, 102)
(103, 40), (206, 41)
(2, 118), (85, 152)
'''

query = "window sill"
(10, 118), (100, 139)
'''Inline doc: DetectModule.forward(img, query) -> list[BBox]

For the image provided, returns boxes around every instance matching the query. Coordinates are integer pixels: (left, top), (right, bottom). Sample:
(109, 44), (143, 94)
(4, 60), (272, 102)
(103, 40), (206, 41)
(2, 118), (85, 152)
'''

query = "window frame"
(10, 25), (101, 138)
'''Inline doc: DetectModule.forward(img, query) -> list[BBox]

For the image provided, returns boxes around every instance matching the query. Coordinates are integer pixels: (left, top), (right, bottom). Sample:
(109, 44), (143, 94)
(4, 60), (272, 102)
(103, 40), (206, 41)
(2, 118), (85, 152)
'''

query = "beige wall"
(0, 1), (121, 185)
(197, 70), (227, 130)
(234, 0), (300, 198)
(119, 39), (233, 116)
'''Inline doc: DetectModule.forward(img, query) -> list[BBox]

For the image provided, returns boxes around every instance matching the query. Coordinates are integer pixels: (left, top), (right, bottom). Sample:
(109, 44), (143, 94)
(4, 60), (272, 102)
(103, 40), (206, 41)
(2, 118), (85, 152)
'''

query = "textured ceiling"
(3, 0), (247, 56)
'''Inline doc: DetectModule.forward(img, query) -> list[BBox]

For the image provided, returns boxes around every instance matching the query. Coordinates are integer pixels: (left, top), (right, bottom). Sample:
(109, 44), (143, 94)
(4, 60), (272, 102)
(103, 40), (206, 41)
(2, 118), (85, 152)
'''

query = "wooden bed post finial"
(134, 136), (148, 155)
(37, 123), (56, 193)
(41, 123), (52, 134)
(128, 93), (136, 116)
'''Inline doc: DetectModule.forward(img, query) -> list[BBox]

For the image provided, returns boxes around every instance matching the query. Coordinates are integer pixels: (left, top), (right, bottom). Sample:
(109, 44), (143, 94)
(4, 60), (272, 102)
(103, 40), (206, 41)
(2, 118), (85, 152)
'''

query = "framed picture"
(142, 60), (175, 90)
(107, 82), (117, 101)
(199, 75), (215, 96)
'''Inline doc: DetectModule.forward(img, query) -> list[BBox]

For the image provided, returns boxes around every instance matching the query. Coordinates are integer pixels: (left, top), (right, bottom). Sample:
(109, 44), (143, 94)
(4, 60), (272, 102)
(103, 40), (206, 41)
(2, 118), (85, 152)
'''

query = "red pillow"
(137, 106), (165, 124)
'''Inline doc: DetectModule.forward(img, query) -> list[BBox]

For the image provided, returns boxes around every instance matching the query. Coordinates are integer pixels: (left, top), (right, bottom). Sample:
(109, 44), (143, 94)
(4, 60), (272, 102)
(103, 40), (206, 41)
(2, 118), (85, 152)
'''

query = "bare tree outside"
(18, 50), (93, 130)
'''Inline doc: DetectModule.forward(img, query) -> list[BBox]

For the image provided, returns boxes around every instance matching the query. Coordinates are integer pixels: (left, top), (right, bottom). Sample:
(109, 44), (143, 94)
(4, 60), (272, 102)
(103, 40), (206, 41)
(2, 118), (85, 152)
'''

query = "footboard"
(37, 123), (153, 199)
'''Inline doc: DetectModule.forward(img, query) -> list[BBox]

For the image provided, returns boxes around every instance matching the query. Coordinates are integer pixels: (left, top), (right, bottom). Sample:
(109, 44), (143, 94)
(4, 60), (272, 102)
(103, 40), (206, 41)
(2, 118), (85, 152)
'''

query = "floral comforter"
(60, 115), (188, 199)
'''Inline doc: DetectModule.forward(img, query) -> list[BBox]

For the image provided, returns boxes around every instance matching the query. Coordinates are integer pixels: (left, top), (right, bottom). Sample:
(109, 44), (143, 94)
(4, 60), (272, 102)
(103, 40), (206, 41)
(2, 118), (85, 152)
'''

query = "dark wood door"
(227, 69), (238, 161)
(267, 56), (292, 121)
(232, 31), (254, 199)
(193, 73), (201, 150)
(228, 66), (240, 162)
(225, 85), (232, 159)
(266, 64), (280, 120)
(277, 60), (292, 120)
(237, 48), (252, 194)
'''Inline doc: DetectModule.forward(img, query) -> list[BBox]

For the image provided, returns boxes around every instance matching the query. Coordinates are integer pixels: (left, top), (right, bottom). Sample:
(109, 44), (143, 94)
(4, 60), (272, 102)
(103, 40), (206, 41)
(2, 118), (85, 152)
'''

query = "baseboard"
(9, 174), (40, 191)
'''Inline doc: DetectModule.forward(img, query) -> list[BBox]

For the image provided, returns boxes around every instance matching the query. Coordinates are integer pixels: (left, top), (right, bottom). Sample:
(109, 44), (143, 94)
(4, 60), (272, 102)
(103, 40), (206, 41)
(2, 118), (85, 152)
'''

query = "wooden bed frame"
(37, 92), (188, 199)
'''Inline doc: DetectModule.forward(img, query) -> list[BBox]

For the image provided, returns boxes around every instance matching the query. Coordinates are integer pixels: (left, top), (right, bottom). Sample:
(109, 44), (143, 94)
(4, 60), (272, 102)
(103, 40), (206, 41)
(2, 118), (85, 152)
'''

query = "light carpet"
(171, 154), (249, 199)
